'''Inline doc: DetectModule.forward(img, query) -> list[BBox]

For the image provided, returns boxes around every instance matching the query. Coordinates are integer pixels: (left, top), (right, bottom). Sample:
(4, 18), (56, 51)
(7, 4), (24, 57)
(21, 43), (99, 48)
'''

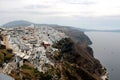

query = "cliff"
(9, 38), (106, 80)
(8, 36), (106, 80)
(52, 26), (92, 45)
(1, 21), (107, 80)
(51, 38), (106, 80)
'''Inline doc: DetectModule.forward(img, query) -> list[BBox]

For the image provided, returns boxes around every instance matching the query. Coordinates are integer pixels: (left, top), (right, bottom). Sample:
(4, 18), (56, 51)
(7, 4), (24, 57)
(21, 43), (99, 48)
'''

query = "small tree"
(7, 48), (13, 53)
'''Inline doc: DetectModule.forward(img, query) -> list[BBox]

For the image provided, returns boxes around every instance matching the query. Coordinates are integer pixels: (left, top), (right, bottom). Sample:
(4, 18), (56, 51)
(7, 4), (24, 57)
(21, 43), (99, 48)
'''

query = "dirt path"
(3, 35), (10, 49)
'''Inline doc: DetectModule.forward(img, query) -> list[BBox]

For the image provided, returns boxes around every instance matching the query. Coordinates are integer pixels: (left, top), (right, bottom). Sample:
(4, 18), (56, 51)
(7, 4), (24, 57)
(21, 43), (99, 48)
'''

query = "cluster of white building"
(5, 24), (67, 72)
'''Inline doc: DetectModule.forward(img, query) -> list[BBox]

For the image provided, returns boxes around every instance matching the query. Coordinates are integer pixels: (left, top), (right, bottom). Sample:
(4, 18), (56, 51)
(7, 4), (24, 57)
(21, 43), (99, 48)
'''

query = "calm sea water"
(85, 32), (120, 80)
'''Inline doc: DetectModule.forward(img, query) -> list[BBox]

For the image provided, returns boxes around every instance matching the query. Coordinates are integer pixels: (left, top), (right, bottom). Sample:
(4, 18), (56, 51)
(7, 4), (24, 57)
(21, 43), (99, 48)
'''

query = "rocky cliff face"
(51, 38), (106, 80)
(52, 26), (92, 45)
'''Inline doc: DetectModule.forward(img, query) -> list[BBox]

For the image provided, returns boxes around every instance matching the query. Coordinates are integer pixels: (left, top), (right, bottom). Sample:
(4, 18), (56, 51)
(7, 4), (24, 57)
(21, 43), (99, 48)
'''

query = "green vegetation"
(10, 64), (54, 80)
(0, 34), (14, 64)
(52, 38), (78, 63)
(0, 48), (14, 64)
(0, 52), (4, 64)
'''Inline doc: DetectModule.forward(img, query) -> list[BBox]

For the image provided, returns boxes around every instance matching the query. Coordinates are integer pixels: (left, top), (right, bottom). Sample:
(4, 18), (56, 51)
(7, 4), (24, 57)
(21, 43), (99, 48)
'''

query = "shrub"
(7, 48), (13, 53)
(0, 44), (6, 49)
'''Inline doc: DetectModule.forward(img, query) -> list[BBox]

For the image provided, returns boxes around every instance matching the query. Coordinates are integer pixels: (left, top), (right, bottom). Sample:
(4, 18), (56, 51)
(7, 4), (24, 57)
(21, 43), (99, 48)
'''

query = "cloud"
(68, 2), (95, 5)
(24, 5), (50, 9)
(0, 0), (120, 17)
(0, 9), (64, 16)
(63, 0), (96, 5)
(0, 0), (120, 30)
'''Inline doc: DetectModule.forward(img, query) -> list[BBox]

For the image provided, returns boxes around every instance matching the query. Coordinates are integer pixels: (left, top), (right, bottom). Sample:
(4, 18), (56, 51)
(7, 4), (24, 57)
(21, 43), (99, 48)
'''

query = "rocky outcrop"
(51, 38), (106, 80)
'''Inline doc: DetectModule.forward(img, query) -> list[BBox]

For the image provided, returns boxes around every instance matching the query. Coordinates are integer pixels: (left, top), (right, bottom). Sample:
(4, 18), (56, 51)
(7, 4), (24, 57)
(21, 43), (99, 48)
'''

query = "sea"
(86, 32), (120, 80)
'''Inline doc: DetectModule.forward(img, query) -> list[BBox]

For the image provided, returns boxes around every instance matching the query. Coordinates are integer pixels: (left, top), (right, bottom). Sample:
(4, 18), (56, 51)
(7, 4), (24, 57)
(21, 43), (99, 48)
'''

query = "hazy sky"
(0, 0), (120, 30)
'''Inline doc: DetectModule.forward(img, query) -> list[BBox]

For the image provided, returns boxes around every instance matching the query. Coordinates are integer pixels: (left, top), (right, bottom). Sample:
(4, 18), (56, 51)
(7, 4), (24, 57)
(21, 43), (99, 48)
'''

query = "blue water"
(86, 32), (120, 80)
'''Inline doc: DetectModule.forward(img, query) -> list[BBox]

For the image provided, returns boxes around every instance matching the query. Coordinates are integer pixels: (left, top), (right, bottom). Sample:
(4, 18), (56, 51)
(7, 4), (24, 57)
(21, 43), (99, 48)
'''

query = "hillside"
(52, 26), (92, 45)
(2, 20), (92, 45)
(0, 20), (108, 80)
(3, 20), (33, 28)
(51, 38), (106, 80)
(9, 38), (107, 80)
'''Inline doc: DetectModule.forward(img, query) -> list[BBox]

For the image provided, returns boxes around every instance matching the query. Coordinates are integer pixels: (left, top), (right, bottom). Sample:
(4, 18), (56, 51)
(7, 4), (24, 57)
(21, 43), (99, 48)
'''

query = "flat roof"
(14, 52), (25, 58)
(23, 55), (30, 59)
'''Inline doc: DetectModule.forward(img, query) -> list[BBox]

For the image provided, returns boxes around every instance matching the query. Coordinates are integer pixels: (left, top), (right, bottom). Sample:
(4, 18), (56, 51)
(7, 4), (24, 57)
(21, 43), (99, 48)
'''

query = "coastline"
(85, 32), (109, 80)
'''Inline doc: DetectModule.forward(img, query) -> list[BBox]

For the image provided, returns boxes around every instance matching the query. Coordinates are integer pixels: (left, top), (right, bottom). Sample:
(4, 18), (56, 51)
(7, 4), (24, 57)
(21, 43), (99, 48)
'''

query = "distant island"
(2, 20), (120, 33)
(0, 20), (108, 80)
